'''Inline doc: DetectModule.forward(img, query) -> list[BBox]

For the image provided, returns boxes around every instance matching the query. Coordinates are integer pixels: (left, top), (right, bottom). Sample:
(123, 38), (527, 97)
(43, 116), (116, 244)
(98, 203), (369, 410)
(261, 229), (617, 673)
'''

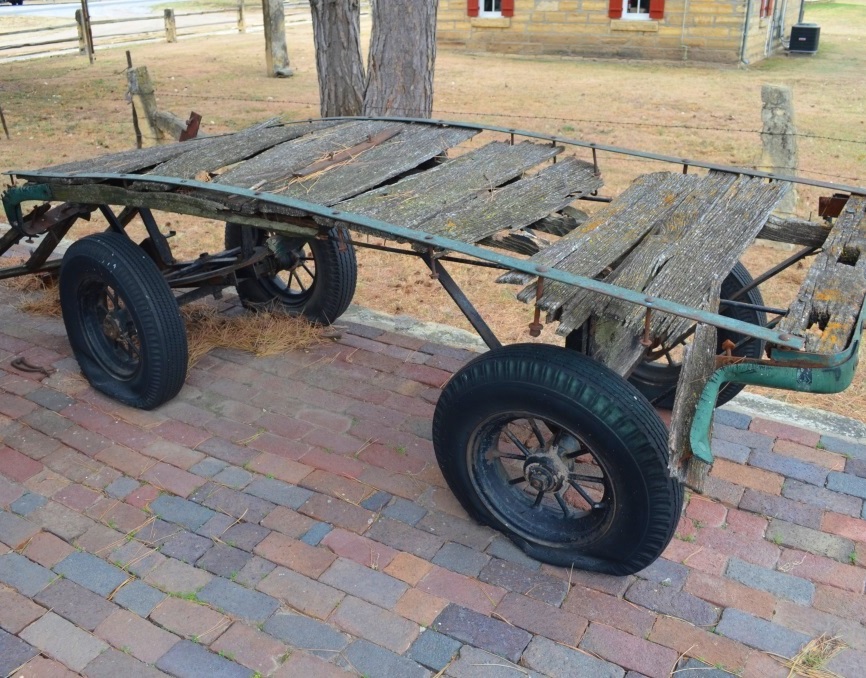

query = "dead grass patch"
(772, 634), (847, 678)
(181, 304), (324, 367)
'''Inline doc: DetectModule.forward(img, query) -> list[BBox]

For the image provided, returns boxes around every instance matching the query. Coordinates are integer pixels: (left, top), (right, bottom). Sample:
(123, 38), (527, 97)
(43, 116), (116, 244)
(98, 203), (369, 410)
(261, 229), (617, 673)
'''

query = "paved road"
(0, 0), (191, 20)
(1, 235), (866, 677)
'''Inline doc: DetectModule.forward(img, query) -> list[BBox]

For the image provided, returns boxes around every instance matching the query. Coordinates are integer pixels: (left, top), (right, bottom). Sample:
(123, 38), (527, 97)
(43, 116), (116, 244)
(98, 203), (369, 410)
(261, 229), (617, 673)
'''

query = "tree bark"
(363, 0), (438, 118)
(309, 0), (365, 117)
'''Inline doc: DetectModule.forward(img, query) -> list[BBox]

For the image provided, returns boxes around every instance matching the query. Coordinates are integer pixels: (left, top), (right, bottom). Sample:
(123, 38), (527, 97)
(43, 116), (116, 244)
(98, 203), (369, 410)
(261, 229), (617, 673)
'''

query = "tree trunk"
(363, 0), (438, 118)
(309, 0), (365, 117)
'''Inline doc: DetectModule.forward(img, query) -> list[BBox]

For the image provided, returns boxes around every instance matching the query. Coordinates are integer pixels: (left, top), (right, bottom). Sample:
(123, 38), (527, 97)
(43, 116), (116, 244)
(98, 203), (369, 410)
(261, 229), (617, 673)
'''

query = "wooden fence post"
(760, 84), (798, 216)
(127, 66), (163, 147)
(262, 0), (292, 77)
(78, 0), (94, 64)
(238, 0), (246, 33)
(75, 9), (86, 55)
(164, 9), (177, 43)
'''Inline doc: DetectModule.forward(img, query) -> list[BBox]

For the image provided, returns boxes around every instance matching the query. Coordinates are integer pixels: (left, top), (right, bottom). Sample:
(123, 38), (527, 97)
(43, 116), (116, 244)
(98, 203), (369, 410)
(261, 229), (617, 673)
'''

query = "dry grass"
(1, 2), (865, 420)
(772, 634), (847, 678)
(181, 304), (324, 367)
(1, 272), (324, 366)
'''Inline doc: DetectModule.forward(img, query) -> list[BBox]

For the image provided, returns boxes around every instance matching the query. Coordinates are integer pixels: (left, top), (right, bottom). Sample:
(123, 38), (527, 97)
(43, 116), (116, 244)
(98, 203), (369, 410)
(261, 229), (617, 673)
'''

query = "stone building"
(437, 0), (806, 64)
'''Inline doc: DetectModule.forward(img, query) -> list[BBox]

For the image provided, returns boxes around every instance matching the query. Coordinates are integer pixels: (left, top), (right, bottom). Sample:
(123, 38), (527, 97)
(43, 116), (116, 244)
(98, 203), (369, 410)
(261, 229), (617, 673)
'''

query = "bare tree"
(309, 0), (439, 118)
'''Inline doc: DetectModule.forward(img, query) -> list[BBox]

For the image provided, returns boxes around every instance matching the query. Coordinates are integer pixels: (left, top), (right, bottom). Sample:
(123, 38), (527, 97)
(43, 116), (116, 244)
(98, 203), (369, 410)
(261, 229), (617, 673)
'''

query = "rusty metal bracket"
(179, 112), (202, 142)
(639, 308), (654, 347)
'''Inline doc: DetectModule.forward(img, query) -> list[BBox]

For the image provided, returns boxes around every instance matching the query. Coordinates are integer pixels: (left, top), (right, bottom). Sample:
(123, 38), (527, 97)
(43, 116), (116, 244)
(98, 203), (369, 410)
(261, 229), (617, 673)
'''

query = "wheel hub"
(267, 236), (304, 270)
(523, 454), (567, 493)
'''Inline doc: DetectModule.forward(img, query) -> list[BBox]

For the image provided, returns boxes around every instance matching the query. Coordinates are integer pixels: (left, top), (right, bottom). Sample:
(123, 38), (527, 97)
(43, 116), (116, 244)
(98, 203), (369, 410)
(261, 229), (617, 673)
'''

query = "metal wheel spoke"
(290, 271), (307, 292)
(301, 263), (315, 278)
(554, 491), (570, 518)
(502, 427), (533, 458)
(532, 490), (545, 508)
(528, 419), (547, 447)
(498, 453), (526, 461)
(508, 476), (527, 485)
(570, 473), (605, 485)
(569, 479), (597, 506)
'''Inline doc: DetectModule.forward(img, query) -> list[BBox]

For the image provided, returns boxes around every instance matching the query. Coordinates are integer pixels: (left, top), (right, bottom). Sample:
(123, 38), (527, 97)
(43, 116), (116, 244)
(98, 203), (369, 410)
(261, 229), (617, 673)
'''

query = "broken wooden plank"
(555, 172), (739, 336)
(340, 140), (563, 227)
(417, 158), (600, 245)
(592, 176), (788, 375)
(778, 195), (866, 353)
(505, 173), (702, 312)
(667, 278), (720, 493)
(279, 124), (478, 205)
(214, 119), (400, 191)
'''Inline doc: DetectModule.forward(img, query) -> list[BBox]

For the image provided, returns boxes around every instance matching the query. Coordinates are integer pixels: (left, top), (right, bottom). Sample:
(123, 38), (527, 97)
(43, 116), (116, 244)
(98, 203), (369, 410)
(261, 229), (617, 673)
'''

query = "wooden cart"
(3, 117), (865, 575)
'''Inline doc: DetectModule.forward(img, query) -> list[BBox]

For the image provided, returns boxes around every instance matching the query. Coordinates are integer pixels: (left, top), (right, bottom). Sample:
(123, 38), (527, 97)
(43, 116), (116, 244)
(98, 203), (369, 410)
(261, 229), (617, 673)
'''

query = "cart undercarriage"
(3, 117), (864, 575)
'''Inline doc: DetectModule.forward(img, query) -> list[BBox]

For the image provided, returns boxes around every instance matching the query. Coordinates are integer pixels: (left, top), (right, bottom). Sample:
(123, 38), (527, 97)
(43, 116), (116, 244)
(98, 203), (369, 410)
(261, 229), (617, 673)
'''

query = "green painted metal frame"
(2, 171), (805, 350)
(689, 304), (865, 463)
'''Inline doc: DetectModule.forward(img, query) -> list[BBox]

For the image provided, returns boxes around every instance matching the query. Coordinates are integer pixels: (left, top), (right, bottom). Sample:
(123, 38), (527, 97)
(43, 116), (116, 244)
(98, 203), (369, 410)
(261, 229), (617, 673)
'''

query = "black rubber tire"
(433, 343), (683, 575)
(628, 262), (766, 408)
(59, 233), (188, 410)
(225, 224), (357, 325)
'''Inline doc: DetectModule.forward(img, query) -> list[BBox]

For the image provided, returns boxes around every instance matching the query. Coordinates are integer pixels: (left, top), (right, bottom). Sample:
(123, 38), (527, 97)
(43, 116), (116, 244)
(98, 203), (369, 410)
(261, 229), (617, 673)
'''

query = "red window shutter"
(501, 0), (515, 17)
(649, 0), (664, 19)
(468, 0), (479, 17)
(608, 0), (622, 19)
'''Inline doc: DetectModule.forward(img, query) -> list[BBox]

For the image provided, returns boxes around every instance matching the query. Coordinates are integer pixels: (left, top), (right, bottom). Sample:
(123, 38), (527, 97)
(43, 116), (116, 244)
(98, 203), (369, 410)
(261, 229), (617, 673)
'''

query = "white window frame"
(479, 0), (502, 18)
(621, 0), (651, 20)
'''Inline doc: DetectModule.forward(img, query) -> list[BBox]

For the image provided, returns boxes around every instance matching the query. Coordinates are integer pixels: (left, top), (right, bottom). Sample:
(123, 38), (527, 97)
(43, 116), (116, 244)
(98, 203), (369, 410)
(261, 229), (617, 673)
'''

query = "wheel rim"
(468, 412), (614, 548)
(78, 278), (142, 380)
(259, 235), (317, 304)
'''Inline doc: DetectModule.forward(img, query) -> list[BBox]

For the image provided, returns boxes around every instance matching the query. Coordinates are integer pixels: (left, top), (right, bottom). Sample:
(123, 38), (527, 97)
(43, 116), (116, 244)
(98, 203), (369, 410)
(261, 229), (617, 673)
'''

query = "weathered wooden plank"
(44, 182), (318, 238)
(555, 172), (739, 335)
(340, 140), (563, 226)
(592, 176), (788, 375)
(146, 119), (340, 180)
(417, 158), (600, 245)
(214, 119), (401, 190)
(37, 136), (214, 175)
(668, 279), (720, 493)
(498, 172), (675, 287)
(759, 214), (831, 248)
(505, 173), (701, 310)
(778, 195), (866, 353)
(279, 125), (478, 205)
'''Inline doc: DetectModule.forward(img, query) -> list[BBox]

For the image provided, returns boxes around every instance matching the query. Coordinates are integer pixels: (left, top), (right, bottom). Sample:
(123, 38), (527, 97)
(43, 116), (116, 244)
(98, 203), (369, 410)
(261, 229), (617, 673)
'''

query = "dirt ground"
(1, 1), (865, 419)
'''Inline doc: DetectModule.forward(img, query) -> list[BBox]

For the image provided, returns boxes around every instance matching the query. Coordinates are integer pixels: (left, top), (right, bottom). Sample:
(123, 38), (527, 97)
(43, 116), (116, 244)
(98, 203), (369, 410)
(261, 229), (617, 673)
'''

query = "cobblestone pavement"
(2, 293), (866, 678)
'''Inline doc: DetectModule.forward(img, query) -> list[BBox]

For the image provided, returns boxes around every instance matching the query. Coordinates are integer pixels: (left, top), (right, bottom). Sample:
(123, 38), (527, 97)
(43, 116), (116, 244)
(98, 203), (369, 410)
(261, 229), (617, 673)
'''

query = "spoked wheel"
(225, 224), (357, 325)
(628, 262), (766, 408)
(59, 233), (187, 410)
(433, 344), (682, 575)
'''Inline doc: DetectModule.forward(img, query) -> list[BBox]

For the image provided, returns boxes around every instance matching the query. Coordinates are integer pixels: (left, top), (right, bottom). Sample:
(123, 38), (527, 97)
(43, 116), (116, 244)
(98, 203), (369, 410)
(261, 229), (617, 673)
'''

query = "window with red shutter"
(501, 0), (515, 17)
(613, 0), (662, 20)
(467, 0), (480, 17)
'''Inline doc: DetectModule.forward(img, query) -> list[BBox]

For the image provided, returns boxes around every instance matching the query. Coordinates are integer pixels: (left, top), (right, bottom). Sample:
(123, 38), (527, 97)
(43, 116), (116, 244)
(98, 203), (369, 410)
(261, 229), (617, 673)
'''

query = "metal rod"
(310, 116), (866, 196)
(423, 254), (502, 350)
(728, 245), (819, 301)
(0, 259), (61, 281)
(350, 238), (508, 269)
(718, 299), (789, 315)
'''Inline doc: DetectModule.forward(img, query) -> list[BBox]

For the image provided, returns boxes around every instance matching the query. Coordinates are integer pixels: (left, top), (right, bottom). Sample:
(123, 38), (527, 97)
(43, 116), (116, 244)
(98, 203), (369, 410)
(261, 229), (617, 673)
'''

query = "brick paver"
(2, 289), (866, 677)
